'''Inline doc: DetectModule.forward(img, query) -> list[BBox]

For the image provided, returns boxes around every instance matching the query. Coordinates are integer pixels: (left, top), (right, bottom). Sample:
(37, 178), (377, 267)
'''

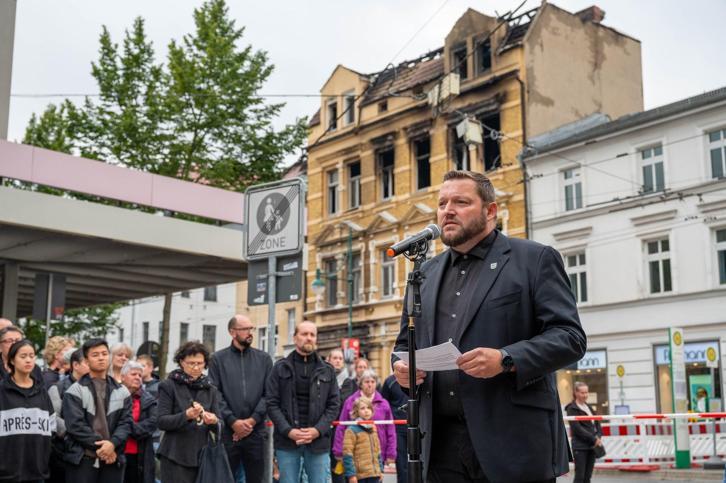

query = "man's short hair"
(293, 320), (315, 336)
(443, 170), (496, 203)
(82, 339), (109, 358)
(121, 360), (145, 377)
(136, 354), (154, 366)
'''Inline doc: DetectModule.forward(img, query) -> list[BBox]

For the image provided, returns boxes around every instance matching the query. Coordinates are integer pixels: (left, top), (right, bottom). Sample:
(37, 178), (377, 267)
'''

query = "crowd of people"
(0, 315), (404, 483)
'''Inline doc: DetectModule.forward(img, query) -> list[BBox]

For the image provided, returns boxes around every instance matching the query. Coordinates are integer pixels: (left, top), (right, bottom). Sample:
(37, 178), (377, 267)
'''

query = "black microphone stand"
(402, 239), (429, 483)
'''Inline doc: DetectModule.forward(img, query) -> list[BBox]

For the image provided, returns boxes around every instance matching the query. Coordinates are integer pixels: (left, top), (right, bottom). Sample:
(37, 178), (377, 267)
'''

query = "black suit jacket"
(392, 232), (586, 482)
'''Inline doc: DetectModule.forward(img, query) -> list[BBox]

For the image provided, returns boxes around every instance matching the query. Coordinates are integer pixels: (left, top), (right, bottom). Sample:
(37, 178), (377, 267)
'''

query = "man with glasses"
(0, 325), (43, 384)
(208, 314), (273, 482)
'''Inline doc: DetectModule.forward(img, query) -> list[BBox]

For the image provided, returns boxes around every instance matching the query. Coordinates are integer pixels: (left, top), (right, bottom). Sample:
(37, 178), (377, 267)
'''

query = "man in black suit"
(392, 170), (586, 483)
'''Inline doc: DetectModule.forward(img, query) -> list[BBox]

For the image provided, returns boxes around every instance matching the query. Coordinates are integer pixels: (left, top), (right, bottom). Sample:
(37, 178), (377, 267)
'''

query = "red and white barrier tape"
(564, 412), (726, 422)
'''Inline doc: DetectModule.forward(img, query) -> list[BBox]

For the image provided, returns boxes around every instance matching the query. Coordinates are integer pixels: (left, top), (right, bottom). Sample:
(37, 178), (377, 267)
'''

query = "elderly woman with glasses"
(332, 369), (397, 471)
(157, 341), (223, 483)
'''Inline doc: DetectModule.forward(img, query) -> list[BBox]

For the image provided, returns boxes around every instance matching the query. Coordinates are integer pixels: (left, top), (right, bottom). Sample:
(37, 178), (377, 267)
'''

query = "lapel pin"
(490, 262), (497, 270)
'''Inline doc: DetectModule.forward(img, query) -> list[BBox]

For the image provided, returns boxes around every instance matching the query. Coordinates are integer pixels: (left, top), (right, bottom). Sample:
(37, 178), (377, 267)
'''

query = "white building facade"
(523, 88), (726, 414)
(108, 283), (238, 374)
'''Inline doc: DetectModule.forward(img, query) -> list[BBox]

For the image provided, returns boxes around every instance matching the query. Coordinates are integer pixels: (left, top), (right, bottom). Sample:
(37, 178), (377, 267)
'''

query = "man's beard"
(441, 212), (487, 247)
(236, 335), (252, 348)
(299, 342), (316, 355)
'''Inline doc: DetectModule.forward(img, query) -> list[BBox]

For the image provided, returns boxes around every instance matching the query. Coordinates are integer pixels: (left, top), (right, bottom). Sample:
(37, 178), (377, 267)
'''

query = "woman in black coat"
(564, 382), (603, 483)
(157, 341), (223, 483)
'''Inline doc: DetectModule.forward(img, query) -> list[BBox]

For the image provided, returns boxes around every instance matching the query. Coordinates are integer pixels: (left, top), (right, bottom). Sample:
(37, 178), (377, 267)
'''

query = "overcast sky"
(8, 0), (726, 163)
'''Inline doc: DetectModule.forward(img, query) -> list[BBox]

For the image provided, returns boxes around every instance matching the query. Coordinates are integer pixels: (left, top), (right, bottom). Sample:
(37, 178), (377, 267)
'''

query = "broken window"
(452, 45), (468, 80)
(414, 137), (431, 190)
(481, 113), (501, 171)
(452, 128), (469, 171)
(378, 100), (388, 113)
(477, 39), (492, 74)
(327, 100), (338, 130)
(344, 93), (355, 125)
(378, 148), (395, 200)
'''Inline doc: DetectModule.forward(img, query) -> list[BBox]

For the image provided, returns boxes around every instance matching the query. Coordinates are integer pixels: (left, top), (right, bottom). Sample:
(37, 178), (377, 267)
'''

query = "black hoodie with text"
(0, 374), (56, 481)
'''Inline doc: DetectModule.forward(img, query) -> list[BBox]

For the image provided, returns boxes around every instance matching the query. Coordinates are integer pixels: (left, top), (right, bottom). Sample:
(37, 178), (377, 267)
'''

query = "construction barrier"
(564, 412), (726, 468)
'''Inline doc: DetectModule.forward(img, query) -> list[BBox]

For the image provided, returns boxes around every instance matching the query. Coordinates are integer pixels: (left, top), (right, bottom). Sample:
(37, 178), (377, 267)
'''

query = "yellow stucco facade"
(303, 4), (643, 377)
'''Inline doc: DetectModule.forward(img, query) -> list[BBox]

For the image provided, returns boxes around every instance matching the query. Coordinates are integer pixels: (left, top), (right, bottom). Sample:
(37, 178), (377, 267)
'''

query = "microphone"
(386, 224), (441, 257)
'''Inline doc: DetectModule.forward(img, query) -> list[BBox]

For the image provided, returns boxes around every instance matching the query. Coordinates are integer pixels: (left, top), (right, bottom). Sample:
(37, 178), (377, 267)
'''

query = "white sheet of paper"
(393, 341), (462, 371)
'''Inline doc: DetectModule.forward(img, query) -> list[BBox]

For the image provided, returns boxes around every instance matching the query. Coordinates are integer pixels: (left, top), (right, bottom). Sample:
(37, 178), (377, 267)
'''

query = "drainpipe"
(516, 75), (531, 240)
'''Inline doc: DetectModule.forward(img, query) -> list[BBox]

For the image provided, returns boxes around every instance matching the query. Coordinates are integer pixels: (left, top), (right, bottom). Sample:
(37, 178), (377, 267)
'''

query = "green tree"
(23, 303), (123, 353)
(21, 0), (307, 374)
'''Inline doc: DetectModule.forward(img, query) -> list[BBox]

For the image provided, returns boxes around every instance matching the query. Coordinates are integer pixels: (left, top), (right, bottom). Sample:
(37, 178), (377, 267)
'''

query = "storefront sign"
(669, 327), (690, 468)
(655, 341), (720, 366)
(576, 350), (607, 370)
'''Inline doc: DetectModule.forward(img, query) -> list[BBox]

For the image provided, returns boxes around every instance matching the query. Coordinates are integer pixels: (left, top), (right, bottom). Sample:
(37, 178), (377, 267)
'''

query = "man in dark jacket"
(565, 382), (603, 483)
(48, 348), (89, 483)
(120, 360), (158, 483)
(393, 171), (586, 482)
(208, 314), (272, 482)
(62, 338), (133, 483)
(266, 321), (340, 483)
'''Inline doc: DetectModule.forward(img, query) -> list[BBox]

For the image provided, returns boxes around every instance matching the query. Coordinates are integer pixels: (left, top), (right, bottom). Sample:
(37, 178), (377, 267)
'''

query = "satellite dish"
(137, 341), (161, 369)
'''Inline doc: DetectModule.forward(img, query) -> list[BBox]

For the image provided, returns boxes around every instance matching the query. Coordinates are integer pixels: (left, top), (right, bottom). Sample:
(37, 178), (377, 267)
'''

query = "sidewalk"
(384, 467), (726, 482)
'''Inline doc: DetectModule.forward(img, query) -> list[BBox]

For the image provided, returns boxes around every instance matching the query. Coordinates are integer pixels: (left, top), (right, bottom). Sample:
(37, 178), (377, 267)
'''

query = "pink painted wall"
(0, 140), (244, 224)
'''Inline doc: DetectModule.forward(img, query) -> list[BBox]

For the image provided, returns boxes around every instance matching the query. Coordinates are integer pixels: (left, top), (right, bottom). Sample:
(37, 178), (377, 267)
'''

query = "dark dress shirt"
(433, 230), (497, 420)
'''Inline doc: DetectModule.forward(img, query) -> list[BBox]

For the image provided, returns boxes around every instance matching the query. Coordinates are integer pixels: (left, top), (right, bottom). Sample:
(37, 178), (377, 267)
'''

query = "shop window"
(556, 349), (609, 414)
(654, 341), (722, 413)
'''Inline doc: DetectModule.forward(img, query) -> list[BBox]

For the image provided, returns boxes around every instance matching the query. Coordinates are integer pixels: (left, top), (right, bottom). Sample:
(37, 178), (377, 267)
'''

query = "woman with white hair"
(332, 369), (397, 470)
(110, 342), (134, 383)
(120, 360), (158, 483)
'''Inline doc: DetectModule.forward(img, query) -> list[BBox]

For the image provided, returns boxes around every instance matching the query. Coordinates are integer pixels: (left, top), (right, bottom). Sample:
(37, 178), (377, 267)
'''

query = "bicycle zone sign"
(244, 178), (304, 260)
